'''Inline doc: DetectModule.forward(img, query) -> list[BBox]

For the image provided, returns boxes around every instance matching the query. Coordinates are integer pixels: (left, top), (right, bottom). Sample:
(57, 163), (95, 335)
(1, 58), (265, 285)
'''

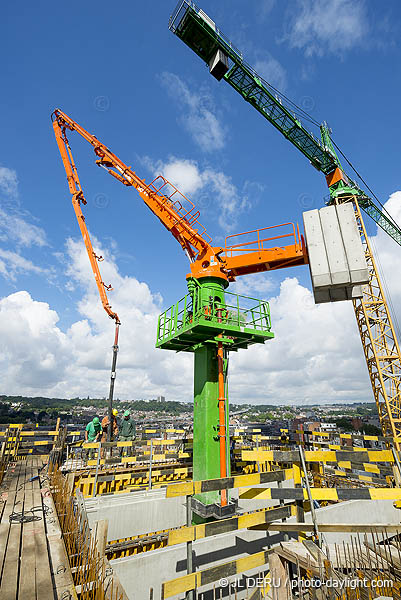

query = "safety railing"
(157, 289), (272, 346)
(224, 222), (302, 257)
(168, 0), (243, 61)
(148, 175), (212, 245)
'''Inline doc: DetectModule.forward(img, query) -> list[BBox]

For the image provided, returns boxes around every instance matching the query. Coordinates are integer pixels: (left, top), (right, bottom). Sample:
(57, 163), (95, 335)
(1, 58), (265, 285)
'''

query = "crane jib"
(225, 64), (335, 174)
(169, 0), (401, 248)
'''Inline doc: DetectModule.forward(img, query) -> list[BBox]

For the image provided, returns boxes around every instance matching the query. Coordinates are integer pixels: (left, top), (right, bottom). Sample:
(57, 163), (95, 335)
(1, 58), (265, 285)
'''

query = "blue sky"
(1, 0), (401, 404)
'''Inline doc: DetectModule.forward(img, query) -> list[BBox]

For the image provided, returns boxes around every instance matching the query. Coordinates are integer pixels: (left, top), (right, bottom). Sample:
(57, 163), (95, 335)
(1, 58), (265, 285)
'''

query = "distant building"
(320, 422), (336, 431)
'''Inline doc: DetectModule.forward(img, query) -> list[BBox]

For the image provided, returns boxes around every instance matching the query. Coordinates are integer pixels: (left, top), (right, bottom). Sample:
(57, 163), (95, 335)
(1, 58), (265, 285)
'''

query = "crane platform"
(156, 290), (274, 352)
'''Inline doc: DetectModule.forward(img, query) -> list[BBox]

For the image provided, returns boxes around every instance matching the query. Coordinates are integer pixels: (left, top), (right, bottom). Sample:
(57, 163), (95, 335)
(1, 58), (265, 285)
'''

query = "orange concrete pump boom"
(52, 109), (308, 295)
(52, 113), (120, 325)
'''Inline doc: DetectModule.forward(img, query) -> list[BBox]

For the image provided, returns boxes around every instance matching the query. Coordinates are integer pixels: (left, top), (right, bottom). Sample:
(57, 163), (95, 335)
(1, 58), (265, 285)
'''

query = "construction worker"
(101, 409), (119, 457)
(101, 409), (119, 441)
(85, 417), (102, 460)
(119, 410), (136, 456)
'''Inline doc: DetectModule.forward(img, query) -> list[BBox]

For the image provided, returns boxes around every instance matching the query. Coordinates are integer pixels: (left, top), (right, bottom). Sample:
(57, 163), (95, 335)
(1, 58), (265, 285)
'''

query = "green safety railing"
(157, 290), (273, 351)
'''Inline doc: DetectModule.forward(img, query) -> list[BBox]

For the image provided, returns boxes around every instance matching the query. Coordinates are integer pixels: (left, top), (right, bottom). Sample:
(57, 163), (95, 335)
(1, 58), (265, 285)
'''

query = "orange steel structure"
(52, 109), (308, 286)
(217, 337), (227, 505)
(52, 113), (120, 326)
(52, 108), (308, 493)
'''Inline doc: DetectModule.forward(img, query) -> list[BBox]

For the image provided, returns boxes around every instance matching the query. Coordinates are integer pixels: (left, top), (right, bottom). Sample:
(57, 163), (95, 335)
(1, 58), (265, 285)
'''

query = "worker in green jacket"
(85, 417), (102, 460)
(119, 410), (136, 457)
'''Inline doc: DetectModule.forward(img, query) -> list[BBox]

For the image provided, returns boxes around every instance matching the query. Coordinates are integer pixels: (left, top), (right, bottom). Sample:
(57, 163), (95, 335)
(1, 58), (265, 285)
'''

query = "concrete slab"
(303, 210), (331, 288)
(319, 206), (350, 286)
(336, 203), (369, 285)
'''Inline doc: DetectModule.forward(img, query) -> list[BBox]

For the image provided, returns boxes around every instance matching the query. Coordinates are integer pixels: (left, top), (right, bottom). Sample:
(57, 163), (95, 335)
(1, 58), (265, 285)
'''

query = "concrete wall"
(85, 489), (187, 540)
(298, 498), (401, 544)
(111, 527), (278, 600)
(85, 479), (294, 541)
(108, 497), (401, 599)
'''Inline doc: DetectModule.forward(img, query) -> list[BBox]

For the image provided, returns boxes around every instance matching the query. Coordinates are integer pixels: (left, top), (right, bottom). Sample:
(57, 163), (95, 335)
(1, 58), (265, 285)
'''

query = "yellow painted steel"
(167, 505), (291, 546)
(162, 572), (199, 599)
(296, 430), (382, 442)
(242, 449), (395, 463)
(239, 487), (401, 501)
(352, 199), (401, 450)
(161, 550), (268, 598)
(165, 468), (293, 498)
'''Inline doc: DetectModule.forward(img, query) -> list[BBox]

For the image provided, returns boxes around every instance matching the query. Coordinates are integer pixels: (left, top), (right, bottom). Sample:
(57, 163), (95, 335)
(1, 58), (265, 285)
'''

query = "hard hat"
(93, 417), (100, 425)
(112, 409), (118, 416)
(124, 410), (130, 417)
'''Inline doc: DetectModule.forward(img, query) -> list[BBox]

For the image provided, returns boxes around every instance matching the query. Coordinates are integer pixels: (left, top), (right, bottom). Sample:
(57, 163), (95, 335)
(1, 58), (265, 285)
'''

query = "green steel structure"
(168, 0), (401, 247)
(156, 278), (273, 352)
(168, 1), (401, 453)
(157, 277), (274, 509)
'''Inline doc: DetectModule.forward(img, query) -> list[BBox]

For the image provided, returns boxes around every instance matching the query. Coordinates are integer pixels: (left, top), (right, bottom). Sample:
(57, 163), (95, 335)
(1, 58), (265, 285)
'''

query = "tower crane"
(52, 108), (308, 513)
(169, 1), (401, 450)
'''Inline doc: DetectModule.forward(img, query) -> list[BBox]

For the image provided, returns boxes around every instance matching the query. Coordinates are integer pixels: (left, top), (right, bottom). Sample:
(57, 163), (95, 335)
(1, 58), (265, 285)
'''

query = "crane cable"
(271, 81), (400, 231)
(250, 70), (320, 127)
(274, 87), (401, 343)
(330, 138), (400, 229)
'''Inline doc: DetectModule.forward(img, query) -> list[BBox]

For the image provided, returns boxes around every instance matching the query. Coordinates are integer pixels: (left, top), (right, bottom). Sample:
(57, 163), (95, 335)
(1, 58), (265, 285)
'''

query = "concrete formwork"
(105, 496), (401, 599)
(85, 479), (294, 541)
(85, 488), (187, 540)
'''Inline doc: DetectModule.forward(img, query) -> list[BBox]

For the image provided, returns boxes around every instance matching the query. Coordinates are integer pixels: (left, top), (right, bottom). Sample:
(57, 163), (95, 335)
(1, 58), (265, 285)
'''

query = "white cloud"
(229, 192), (401, 404)
(159, 72), (226, 152)
(253, 58), (287, 92)
(0, 291), (71, 388)
(0, 208), (47, 248)
(0, 237), (192, 400)
(367, 191), (401, 323)
(285, 0), (368, 57)
(2, 192), (401, 405)
(0, 165), (48, 283)
(144, 156), (261, 231)
(230, 277), (366, 405)
(0, 249), (48, 281)
(229, 273), (276, 297)
(0, 166), (18, 198)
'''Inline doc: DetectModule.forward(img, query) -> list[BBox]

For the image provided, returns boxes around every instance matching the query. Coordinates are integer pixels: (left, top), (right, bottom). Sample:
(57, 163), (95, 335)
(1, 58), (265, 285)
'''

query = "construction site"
(1, 1), (401, 599)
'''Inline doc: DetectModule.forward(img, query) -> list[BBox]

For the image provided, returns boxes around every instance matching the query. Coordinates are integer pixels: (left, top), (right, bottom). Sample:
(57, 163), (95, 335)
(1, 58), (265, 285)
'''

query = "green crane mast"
(169, 0), (401, 246)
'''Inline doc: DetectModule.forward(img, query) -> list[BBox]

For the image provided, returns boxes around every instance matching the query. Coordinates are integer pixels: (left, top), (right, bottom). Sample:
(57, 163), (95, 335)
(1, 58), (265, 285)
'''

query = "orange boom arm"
(52, 109), (308, 293)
